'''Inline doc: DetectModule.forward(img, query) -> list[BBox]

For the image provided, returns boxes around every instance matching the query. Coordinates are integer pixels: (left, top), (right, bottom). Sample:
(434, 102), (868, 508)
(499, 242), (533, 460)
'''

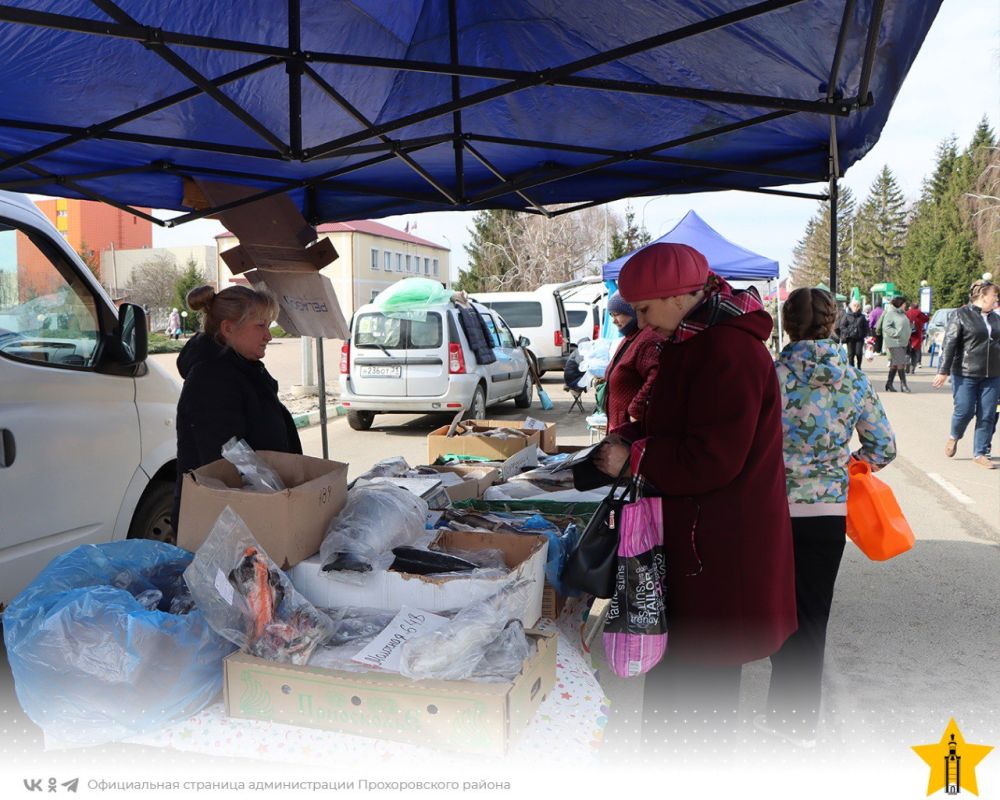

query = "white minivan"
(473, 284), (572, 376)
(0, 191), (179, 607)
(338, 292), (532, 430)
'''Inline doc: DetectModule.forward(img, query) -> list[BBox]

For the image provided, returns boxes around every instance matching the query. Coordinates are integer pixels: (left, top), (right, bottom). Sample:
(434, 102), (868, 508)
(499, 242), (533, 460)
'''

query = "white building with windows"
(215, 220), (450, 320)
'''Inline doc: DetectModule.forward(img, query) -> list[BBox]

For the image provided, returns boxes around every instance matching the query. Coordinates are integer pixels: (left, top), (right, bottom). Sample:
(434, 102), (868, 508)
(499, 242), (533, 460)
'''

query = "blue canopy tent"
(0, 0), (943, 451)
(603, 210), (779, 282)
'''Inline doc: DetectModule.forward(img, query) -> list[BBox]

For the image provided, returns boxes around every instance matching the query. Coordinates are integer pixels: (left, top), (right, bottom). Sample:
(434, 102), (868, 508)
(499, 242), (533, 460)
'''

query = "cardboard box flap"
(190, 451), (340, 491)
(505, 633), (557, 735)
(432, 530), (545, 570)
(221, 239), (337, 276)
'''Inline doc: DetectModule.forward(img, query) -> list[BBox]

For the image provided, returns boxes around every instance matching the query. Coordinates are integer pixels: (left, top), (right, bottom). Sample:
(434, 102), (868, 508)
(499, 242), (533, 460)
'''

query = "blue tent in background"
(602, 210), (779, 281)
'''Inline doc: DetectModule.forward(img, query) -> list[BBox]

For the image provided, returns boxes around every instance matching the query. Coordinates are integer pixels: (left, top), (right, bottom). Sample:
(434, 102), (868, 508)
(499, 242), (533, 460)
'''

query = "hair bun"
(186, 285), (217, 312)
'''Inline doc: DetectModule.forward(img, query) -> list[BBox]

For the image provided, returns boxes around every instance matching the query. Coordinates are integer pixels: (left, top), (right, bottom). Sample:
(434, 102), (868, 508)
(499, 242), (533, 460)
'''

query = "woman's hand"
(932, 374), (948, 389)
(593, 438), (631, 477)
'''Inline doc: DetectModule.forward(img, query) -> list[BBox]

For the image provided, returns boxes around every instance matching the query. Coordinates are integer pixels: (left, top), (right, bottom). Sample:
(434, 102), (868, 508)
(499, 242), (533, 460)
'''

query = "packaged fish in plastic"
(221, 436), (286, 493)
(183, 506), (334, 665)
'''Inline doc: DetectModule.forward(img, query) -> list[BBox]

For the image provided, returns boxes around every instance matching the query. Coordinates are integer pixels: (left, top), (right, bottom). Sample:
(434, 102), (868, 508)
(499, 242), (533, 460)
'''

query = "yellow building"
(215, 220), (450, 320)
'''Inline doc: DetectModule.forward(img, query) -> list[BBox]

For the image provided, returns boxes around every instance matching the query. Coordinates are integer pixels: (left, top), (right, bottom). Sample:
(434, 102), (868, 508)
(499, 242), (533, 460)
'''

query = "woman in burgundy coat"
(595, 243), (797, 739)
(604, 291), (663, 432)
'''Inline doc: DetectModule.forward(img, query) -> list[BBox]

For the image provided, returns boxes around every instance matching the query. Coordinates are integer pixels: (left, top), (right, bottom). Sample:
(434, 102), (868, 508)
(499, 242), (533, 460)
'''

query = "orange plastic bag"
(845, 459), (914, 561)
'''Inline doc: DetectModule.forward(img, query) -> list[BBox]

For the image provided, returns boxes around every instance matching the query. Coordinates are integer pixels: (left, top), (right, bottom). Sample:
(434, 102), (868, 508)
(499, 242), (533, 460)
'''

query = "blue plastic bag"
(3, 540), (235, 747)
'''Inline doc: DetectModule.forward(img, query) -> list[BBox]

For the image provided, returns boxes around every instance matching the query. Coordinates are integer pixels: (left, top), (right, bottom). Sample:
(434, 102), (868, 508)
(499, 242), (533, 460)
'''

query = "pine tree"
(457, 210), (519, 292)
(608, 203), (651, 260)
(174, 258), (205, 332)
(852, 165), (907, 291)
(789, 183), (855, 294)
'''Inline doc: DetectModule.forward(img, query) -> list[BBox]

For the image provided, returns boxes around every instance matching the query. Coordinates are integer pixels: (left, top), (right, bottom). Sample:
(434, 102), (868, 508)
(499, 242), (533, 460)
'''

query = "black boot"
(900, 370), (911, 392)
(885, 368), (897, 392)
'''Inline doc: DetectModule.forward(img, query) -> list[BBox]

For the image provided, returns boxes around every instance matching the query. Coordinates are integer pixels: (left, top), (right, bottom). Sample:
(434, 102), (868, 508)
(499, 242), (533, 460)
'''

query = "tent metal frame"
(0, 0), (882, 259)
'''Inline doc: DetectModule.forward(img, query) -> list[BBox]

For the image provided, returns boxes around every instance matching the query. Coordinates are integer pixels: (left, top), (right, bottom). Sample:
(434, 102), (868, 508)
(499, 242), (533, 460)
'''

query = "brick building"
(16, 198), (151, 299)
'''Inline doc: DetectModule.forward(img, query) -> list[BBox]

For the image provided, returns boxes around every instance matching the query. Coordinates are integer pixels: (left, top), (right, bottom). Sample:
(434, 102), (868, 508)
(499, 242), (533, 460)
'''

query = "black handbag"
(561, 464), (633, 598)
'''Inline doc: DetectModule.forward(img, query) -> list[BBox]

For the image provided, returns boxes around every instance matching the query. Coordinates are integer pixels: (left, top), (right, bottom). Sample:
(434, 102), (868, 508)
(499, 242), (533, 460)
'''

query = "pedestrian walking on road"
(173, 285), (303, 527)
(905, 302), (929, 374)
(932, 278), (1000, 468)
(868, 303), (884, 354)
(835, 299), (869, 369)
(762, 287), (897, 747)
(877, 296), (913, 392)
(168, 307), (182, 340)
(594, 243), (796, 742)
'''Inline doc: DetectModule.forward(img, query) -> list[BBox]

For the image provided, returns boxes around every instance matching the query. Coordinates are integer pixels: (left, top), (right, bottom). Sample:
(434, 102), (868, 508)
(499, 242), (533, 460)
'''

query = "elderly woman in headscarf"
(593, 243), (796, 742)
(603, 291), (664, 432)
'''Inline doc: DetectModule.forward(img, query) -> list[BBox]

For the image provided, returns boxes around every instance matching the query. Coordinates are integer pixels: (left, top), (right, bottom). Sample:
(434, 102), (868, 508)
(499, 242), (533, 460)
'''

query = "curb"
(292, 404), (347, 429)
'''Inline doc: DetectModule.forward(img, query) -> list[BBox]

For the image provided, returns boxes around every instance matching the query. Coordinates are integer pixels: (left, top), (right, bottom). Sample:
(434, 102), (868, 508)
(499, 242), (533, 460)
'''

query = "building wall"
(15, 198), (152, 300)
(99, 245), (217, 296)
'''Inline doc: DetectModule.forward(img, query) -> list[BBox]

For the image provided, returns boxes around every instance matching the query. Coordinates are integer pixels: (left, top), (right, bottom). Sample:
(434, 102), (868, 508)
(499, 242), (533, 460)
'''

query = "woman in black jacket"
(932, 279), (1000, 468)
(173, 285), (303, 527)
(835, 299), (870, 369)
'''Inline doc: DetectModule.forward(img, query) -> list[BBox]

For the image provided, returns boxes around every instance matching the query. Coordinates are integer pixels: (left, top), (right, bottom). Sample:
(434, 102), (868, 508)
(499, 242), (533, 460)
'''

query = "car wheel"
(463, 385), (487, 421)
(514, 373), (533, 408)
(347, 410), (376, 431)
(127, 480), (176, 545)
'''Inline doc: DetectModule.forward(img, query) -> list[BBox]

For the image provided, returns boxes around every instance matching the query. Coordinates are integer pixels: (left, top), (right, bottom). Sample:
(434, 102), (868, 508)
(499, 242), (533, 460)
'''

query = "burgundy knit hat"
(618, 243), (710, 302)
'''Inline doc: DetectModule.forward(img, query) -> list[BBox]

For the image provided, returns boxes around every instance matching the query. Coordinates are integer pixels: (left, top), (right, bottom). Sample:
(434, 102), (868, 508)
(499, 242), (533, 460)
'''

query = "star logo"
(912, 718), (993, 796)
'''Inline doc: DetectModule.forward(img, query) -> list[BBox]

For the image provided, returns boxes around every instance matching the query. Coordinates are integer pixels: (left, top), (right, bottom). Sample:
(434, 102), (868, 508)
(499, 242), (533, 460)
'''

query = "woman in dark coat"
(594, 243), (796, 738)
(173, 285), (302, 528)
(604, 292), (663, 432)
(834, 299), (869, 369)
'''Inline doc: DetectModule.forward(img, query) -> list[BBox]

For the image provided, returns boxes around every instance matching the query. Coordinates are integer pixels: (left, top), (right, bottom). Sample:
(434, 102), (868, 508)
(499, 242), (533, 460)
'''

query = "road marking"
(926, 473), (976, 506)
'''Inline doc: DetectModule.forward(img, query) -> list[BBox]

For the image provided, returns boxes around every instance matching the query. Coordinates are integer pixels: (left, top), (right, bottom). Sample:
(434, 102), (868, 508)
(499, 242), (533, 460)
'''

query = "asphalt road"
(3, 345), (997, 775)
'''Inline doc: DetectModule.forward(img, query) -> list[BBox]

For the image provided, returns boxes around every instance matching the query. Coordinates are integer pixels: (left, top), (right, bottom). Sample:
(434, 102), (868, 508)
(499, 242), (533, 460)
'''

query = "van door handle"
(0, 428), (14, 468)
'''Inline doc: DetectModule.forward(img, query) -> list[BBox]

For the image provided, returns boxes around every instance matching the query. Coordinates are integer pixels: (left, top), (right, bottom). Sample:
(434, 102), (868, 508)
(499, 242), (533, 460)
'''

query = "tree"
(125, 253), (180, 310)
(458, 206), (608, 292)
(851, 165), (907, 291)
(174, 258), (206, 332)
(608, 203), (651, 260)
(789, 183), (855, 294)
(967, 144), (1000, 272)
(77, 241), (100, 283)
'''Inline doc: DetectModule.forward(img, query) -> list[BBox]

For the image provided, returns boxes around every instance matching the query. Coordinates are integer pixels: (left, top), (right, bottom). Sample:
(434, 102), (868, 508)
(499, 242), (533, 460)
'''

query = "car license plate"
(360, 365), (401, 378)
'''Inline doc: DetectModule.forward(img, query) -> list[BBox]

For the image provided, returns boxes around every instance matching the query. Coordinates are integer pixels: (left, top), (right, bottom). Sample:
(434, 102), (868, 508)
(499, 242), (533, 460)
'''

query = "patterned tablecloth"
(126, 599), (608, 765)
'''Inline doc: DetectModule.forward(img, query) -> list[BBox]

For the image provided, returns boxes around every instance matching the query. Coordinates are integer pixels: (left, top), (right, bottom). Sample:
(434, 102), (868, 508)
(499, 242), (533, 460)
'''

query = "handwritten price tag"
(351, 606), (449, 672)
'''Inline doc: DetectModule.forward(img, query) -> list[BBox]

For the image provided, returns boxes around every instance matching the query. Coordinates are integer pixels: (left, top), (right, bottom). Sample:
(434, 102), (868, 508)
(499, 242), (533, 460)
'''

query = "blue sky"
(153, 0), (999, 282)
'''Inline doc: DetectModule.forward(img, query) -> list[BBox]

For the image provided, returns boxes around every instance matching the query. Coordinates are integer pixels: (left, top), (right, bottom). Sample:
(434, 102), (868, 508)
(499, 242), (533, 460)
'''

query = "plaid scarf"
(668, 273), (764, 344)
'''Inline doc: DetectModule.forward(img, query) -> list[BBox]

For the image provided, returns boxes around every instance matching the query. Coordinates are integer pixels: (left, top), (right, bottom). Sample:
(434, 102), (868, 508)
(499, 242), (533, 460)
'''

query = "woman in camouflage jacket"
(759, 287), (897, 747)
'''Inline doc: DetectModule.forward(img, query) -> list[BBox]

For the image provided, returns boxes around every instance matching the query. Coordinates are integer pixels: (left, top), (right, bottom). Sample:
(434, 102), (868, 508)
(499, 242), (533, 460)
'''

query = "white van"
(0, 191), (179, 607)
(473, 284), (571, 375)
(339, 292), (532, 430)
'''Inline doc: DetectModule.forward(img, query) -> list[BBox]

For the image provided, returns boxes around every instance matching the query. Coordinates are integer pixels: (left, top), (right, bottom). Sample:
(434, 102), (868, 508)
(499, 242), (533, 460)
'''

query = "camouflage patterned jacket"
(775, 339), (896, 516)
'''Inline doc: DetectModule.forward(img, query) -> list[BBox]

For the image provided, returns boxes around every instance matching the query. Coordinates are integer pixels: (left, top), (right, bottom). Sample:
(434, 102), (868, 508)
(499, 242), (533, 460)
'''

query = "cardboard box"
(426, 465), (500, 502)
(427, 420), (541, 464)
(178, 451), (348, 569)
(541, 582), (566, 620)
(223, 631), (556, 755)
(290, 530), (548, 628)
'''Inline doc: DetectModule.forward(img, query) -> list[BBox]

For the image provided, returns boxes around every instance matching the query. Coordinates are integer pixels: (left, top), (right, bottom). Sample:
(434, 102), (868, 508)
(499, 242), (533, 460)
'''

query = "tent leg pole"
(316, 336), (329, 459)
(829, 120), (840, 293)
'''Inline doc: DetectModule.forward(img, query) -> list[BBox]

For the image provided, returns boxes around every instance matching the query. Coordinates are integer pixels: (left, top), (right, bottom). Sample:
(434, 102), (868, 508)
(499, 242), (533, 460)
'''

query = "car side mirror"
(518, 336), (531, 348)
(115, 303), (148, 366)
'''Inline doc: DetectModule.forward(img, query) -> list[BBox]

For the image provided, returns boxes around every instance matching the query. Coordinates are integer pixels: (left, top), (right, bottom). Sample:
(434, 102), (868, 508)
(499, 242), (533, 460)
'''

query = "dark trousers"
(907, 345), (921, 372)
(766, 515), (846, 735)
(845, 339), (864, 369)
(641, 657), (742, 753)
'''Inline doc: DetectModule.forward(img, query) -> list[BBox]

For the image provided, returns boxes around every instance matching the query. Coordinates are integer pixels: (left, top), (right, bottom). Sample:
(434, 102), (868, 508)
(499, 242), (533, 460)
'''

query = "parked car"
(926, 307), (957, 352)
(338, 295), (532, 430)
(473, 284), (571, 375)
(565, 299), (605, 347)
(0, 191), (179, 607)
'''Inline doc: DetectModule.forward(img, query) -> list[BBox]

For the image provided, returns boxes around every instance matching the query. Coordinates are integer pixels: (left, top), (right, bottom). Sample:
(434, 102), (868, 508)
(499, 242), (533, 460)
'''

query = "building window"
(405, 255), (412, 273)
(371, 289), (380, 302)
(432, 258), (440, 276)
(371, 248), (380, 271)
(424, 257), (430, 275)
(56, 210), (68, 218)
(396, 253), (403, 272)
(384, 250), (391, 272)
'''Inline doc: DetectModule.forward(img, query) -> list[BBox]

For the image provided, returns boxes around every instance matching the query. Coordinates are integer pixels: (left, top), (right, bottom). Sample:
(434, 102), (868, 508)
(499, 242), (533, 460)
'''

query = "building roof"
(215, 219), (448, 251)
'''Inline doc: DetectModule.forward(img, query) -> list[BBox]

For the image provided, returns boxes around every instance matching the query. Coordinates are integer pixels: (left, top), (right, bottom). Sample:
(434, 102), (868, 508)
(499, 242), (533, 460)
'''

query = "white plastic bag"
(319, 482), (429, 577)
(221, 437), (286, 492)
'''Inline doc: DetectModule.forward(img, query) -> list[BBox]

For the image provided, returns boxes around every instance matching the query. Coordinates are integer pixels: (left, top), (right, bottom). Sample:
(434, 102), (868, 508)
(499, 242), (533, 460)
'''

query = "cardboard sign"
(351, 607), (450, 672)
(245, 268), (349, 340)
